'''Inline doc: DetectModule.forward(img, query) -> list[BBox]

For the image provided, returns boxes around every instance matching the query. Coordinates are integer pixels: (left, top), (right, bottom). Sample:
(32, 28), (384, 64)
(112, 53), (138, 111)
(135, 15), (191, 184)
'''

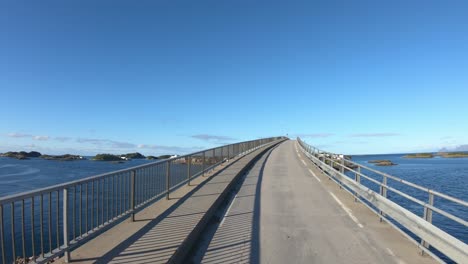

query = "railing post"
(354, 166), (361, 202)
(187, 156), (192, 186)
(379, 175), (388, 222)
(130, 170), (136, 222)
(340, 158), (345, 174)
(0, 205), (4, 264)
(166, 161), (171, 200)
(212, 149), (215, 166)
(202, 152), (206, 176)
(221, 147), (224, 163)
(63, 188), (70, 262)
(420, 193), (434, 254)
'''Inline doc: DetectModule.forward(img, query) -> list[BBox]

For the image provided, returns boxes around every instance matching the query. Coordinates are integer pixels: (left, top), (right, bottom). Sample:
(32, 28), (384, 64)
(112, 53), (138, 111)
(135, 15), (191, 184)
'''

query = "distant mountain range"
(439, 144), (468, 152)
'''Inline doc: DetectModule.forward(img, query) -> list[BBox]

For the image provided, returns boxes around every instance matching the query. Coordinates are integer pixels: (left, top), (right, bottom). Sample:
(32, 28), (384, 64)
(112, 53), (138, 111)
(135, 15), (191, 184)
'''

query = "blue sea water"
(351, 154), (468, 202)
(0, 157), (155, 197)
(0, 157), (192, 263)
(348, 153), (468, 263)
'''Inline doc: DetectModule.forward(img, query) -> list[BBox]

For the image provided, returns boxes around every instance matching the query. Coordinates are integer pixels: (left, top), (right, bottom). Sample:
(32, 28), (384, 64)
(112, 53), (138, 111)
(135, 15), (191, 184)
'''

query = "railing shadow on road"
(68, 158), (241, 264)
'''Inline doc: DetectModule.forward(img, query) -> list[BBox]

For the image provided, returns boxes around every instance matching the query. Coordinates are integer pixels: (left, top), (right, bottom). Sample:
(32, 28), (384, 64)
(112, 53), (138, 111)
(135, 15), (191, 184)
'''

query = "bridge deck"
(196, 140), (437, 264)
(58, 140), (439, 264)
(56, 142), (279, 264)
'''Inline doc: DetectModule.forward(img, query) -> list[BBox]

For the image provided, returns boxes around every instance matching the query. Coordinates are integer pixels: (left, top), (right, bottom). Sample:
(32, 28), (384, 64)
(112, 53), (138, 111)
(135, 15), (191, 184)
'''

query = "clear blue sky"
(1, 1), (468, 155)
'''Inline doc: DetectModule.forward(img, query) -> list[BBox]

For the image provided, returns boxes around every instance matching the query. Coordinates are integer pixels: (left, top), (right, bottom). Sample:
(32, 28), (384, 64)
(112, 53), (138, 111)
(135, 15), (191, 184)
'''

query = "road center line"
(329, 191), (364, 228)
(308, 169), (322, 182)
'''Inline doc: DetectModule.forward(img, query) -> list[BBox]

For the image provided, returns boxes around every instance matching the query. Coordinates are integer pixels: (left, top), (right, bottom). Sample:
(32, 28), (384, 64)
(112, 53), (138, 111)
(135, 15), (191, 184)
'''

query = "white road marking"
(386, 248), (407, 264)
(220, 194), (237, 227)
(308, 169), (321, 182)
(329, 192), (364, 228)
(297, 143), (322, 182)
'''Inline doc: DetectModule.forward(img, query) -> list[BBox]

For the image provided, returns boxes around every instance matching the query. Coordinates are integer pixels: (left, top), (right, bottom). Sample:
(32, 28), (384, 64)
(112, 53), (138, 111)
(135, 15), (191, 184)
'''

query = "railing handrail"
(297, 138), (468, 210)
(0, 137), (285, 205)
(297, 137), (468, 263)
(0, 136), (287, 264)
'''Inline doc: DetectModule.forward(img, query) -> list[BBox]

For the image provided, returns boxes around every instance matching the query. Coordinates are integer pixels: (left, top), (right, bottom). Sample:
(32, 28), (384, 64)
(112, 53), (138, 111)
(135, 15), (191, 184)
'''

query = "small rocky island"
(438, 152), (468, 158)
(41, 154), (84, 161)
(322, 155), (359, 171)
(0, 151), (41, 160)
(368, 160), (397, 166)
(403, 152), (468, 159)
(92, 154), (124, 161)
(156, 155), (172, 159)
(1, 150), (175, 163)
(120, 152), (146, 159)
(0, 151), (84, 161)
(92, 152), (173, 162)
(403, 153), (434, 158)
(92, 152), (146, 161)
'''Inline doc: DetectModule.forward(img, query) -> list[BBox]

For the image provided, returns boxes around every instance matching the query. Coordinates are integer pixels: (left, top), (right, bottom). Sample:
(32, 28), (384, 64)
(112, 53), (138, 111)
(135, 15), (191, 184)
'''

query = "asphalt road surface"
(199, 140), (436, 264)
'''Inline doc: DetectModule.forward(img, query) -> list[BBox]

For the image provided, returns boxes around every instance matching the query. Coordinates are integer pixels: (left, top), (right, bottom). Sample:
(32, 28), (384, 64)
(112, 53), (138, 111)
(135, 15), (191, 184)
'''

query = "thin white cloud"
(7, 133), (52, 141)
(76, 138), (105, 144)
(111, 141), (136, 148)
(55, 137), (72, 142)
(192, 134), (235, 142)
(440, 136), (453, 140)
(76, 138), (136, 149)
(296, 133), (334, 138)
(7, 132), (32, 138)
(137, 144), (203, 154)
(349, 133), (400, 138)
(33, 135), (50, 141)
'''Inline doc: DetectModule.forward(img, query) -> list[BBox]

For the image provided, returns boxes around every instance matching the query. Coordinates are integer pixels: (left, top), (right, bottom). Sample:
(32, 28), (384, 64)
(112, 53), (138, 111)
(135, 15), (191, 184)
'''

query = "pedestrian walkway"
(56, 142), (281, 264)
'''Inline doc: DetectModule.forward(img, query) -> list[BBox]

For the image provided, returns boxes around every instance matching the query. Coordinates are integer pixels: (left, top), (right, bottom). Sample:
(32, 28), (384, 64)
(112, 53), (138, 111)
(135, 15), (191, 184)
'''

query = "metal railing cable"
(297, 137), (468, 264)
(0, 136), (286, 264)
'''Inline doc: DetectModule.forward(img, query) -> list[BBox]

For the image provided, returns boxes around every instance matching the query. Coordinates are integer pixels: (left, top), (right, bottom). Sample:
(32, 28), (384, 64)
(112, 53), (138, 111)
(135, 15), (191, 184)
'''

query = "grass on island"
(438, 152), (468, 158)
(368, 160), (397, 166)
(92, 154), (122, 161)
(368, 160), (391, 163)
(403, 152), (468, 159)
(403, 153), (434, 158)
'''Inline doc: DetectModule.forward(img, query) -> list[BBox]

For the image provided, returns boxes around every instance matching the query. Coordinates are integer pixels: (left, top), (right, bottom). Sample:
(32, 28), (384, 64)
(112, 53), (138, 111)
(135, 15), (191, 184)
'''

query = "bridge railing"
(0, 136), (286, 264)
(297, 138), (468, 264)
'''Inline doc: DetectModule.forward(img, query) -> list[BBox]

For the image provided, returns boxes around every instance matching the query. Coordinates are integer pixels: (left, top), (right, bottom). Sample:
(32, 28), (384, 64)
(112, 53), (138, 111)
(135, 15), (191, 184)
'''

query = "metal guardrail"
(297, 138), (468, 264)
(0, 137), (286, 264)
